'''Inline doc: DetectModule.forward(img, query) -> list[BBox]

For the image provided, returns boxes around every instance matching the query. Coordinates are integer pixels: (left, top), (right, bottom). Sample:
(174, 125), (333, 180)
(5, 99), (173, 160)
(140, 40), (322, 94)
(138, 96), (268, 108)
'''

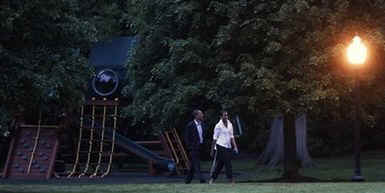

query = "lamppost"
(346, 35), (367, 182)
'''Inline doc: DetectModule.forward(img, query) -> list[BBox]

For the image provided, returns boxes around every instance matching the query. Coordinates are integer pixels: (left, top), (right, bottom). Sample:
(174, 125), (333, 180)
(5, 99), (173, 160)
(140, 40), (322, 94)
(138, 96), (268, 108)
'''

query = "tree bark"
(282, 113), (299, 179)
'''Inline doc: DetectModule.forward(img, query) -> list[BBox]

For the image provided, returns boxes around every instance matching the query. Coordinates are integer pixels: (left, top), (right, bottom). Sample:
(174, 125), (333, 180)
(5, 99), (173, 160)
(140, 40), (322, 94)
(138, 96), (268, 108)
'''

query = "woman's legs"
(223, 146), (233, 180)
(210, 145), (233, 182)
(211, 152), (224, 180)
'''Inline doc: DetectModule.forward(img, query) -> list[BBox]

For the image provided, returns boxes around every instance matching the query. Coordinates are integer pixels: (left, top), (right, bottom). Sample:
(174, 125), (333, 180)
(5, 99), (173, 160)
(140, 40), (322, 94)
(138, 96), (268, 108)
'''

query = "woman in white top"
(209, 111), (238, 184)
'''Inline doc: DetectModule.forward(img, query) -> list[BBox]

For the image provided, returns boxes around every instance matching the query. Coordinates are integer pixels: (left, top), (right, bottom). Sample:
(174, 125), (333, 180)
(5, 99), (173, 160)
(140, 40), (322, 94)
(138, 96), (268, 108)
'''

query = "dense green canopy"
(0, 0), (127, 133)
(1, 0), (385, 164)
(121, 0), (385, 132)
(119, 0), (385, 178)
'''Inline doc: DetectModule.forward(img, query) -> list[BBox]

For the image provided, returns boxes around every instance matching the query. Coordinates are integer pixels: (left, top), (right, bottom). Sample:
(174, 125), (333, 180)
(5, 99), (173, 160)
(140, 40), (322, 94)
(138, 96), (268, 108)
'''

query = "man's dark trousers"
(185, 144), (204, 183)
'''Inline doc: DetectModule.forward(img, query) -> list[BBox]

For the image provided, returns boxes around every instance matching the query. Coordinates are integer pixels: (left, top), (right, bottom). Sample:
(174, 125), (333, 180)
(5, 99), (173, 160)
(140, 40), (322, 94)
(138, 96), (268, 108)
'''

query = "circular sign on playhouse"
(91, 69), (119, 97)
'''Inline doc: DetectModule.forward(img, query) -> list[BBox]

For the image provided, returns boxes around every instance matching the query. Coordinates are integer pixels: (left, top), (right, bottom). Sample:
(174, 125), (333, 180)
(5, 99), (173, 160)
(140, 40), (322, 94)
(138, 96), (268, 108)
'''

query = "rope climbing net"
(67, 98), (119, 178)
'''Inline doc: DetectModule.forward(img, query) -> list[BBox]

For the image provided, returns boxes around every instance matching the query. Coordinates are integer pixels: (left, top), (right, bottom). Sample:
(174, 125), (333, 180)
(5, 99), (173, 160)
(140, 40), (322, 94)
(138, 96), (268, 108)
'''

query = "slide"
(104, 129), (176, 172)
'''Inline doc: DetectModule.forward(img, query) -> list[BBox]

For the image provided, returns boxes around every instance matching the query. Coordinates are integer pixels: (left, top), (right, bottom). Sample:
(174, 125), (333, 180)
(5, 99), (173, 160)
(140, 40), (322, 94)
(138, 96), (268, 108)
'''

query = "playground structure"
(162, 128), (190, 175)
(1, 36), (191, 179)
(2, 97), (189, 179)
(66, 97), (119, 178)
(2, 123), (59, 179)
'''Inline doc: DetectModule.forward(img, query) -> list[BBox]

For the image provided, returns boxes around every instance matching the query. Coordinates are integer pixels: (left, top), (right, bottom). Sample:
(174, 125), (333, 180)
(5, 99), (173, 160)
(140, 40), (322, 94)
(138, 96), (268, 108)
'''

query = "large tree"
(122, 0), (385, 179)
(238, 0), (385, 179)
(0, 0), (128, 133)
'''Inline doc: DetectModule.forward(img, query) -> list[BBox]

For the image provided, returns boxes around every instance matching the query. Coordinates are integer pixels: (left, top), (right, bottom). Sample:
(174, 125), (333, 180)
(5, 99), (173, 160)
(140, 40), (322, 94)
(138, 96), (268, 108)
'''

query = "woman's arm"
(210, 125), (219, 157)
(230, 122), (238, 153)
(231, 137), (238, 153)
(210, 140), (217, 157)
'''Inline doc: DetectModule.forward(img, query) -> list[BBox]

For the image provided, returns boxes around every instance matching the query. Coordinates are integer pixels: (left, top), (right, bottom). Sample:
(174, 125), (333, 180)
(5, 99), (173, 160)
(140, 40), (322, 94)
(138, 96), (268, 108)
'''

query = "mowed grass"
(1, 183), (385, 193)
(201, 152), (385, 182)
(250, 157), (385, 182)
(1, 153), (385, 193)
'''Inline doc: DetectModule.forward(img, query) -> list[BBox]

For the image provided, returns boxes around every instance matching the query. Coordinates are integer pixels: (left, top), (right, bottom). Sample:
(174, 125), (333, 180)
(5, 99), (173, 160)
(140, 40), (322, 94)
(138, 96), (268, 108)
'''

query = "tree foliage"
(0, 0), (127, 134)
(122, 0), (385, 135)
(2, 0), (385, 156)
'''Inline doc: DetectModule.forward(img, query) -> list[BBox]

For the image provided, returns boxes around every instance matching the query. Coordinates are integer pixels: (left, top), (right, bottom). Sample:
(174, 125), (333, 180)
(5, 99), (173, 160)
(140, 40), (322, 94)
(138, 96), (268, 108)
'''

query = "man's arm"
(184, 122), (192, 151)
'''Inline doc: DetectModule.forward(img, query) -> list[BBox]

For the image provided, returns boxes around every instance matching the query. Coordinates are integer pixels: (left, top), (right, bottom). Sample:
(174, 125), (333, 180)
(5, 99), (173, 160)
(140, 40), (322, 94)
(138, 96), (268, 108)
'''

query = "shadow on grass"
(0, 191), (23, 193)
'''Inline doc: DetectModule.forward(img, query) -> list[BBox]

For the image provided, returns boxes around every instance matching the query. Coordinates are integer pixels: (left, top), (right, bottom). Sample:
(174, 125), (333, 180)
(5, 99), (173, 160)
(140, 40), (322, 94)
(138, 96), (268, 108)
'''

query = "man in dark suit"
(184, 109), (206, 184)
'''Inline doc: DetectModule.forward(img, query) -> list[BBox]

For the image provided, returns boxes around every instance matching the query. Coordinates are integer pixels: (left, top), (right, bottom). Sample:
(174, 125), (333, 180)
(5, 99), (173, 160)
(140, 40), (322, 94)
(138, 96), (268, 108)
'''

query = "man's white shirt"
(194, 120), (203, 144)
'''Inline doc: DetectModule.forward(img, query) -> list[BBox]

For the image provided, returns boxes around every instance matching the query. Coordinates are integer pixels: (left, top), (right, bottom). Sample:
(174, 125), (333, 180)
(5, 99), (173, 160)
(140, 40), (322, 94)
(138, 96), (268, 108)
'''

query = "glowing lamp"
(347, 36), (367, 66)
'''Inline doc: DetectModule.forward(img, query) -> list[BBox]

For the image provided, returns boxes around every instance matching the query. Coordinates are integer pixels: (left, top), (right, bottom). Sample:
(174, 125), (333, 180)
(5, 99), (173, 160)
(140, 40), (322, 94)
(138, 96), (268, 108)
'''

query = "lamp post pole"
(346, 35), (367, 182)
(352, 69), (364, 181)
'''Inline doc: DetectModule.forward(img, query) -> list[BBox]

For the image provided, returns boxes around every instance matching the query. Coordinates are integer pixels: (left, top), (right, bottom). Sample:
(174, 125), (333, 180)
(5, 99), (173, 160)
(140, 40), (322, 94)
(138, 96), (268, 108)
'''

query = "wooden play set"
(2, 98), (189, 179)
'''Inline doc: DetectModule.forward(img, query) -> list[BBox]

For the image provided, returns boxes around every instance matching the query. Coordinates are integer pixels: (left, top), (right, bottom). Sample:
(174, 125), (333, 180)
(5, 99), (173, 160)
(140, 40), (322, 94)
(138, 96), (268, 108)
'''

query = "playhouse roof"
(89, 36), (138, 67)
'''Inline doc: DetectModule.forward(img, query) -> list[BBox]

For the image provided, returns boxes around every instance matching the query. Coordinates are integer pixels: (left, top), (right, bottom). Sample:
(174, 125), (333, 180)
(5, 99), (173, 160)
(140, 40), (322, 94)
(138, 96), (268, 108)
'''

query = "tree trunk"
(295, 114), (314, 168)
(282, 113), (299, 179)
(257, 114), (313, 168)
(257, 116), (284, 167)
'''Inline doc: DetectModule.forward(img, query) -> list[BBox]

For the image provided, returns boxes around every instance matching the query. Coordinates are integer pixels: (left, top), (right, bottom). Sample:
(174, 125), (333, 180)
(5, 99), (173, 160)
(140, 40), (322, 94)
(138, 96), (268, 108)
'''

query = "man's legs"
(193, 150), (205, 182)
(185, 151), (195, 183)
(186, 150), (205, 183)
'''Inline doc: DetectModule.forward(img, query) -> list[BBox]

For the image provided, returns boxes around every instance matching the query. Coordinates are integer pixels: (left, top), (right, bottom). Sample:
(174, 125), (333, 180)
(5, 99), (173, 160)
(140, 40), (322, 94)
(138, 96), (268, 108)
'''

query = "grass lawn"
(201, 152), (385, 182)
(1, 153), (385, 193)
(1, 183), (385, 193)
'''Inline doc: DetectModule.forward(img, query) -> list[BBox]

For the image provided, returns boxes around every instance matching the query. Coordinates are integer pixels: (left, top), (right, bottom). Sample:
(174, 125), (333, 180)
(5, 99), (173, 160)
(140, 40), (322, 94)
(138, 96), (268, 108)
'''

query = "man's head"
(192, 109), (204, 121)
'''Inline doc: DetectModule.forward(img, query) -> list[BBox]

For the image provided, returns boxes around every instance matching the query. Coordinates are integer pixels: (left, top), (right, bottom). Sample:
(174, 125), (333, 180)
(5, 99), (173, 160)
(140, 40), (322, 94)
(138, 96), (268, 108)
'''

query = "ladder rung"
(79, 151), (111, 154)
(80, 139), (112, 142)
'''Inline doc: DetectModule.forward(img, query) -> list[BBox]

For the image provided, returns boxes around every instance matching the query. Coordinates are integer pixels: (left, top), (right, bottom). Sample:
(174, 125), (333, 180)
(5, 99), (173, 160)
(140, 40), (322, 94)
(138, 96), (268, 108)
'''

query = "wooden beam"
(2, 136), (16, 178)
(135, 141), (161, 145)
(47, 137), (59, 179)
(148, 160), (156, 176)
(85, 98), (119, 106)
(19, 124), (58, 129)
